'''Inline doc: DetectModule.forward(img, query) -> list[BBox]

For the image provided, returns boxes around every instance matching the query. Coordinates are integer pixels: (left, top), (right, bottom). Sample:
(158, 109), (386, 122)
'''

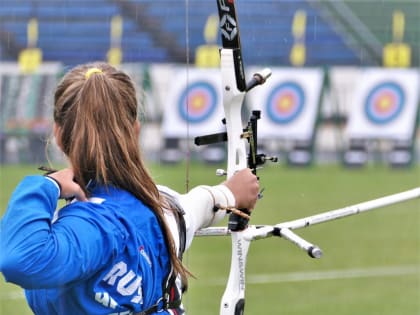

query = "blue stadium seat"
(0, 0), (363, 66)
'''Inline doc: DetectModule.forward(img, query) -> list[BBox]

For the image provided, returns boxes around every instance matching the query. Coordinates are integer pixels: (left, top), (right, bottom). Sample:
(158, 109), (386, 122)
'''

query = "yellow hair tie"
(85, 67), (103, 79)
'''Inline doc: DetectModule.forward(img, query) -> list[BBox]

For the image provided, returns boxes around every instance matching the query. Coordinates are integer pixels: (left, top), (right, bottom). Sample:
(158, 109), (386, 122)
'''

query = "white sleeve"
(158, 184), (236, 250)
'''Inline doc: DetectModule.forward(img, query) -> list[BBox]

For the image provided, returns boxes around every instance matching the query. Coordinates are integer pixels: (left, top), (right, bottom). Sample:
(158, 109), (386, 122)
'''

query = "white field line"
(196, 264), (419, 286)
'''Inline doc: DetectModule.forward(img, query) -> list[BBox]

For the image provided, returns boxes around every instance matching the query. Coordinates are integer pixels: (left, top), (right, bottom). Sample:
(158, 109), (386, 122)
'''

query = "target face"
(178, 81), (218, 124)
(266, 82), (305, 124)
(364, 82), (405, 124)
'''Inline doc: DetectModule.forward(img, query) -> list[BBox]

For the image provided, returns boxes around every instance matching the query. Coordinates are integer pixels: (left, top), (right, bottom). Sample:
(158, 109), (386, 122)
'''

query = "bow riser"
(219, 48), (250, 315)
(217, 1), (271, 314)
(218, 2), (250, 314)
(220, 49), (247, 178)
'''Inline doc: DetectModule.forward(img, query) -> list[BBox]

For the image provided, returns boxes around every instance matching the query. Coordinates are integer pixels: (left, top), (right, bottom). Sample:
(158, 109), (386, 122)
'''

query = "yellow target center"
(277, 96), (292, 111)
(378, 96), (391, 111)
(191, 95), (205, 110)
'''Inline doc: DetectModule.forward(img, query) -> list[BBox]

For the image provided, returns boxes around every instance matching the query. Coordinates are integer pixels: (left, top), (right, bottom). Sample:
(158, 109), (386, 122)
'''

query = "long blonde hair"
(53, 62), (188, 282)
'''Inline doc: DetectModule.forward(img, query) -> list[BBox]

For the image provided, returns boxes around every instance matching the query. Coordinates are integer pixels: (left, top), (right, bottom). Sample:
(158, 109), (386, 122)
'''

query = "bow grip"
(228, 209), (251, 231)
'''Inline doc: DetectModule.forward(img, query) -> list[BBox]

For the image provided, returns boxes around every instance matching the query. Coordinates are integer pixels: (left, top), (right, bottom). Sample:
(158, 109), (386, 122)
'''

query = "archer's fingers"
(48, 168), (88, 202)
(225, 168), (260, 211)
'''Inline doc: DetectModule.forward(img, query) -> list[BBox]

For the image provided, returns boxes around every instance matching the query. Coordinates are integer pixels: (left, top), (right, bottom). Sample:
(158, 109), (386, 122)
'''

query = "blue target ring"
(178, 81), (218, 124)
(364, 82), (405, 124)
(266, 82), (305, 124)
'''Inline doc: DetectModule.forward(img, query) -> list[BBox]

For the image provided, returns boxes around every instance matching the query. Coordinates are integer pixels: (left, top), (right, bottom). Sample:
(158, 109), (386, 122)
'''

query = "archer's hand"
(224, 168), (259, 211)
(47, 168), (88, 202)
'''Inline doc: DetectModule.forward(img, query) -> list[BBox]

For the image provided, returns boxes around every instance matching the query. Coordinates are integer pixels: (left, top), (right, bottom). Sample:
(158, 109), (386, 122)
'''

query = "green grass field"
(1, 163), (419, 314)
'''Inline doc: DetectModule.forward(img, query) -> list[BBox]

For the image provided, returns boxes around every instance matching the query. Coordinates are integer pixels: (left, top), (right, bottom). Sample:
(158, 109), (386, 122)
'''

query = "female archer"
(0, 62), (259, 315)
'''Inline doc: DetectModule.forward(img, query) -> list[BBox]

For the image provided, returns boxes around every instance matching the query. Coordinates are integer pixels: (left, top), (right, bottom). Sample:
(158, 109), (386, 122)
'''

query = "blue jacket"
(0, 176), (171, 315)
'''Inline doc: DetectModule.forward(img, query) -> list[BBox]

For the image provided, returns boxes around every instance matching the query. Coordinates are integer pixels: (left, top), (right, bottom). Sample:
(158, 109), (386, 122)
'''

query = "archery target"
(161, 68), (224, 138)
(345, 68), (419, 141)
(266, 82), (305, 124)
(364, 82), (404, 125)
(246, 67), (324, 140)
(178, 81), (218, 124)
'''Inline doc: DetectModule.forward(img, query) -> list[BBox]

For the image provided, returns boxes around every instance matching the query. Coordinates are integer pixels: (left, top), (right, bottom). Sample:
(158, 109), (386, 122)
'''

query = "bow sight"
(194, 107), (278, 177)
